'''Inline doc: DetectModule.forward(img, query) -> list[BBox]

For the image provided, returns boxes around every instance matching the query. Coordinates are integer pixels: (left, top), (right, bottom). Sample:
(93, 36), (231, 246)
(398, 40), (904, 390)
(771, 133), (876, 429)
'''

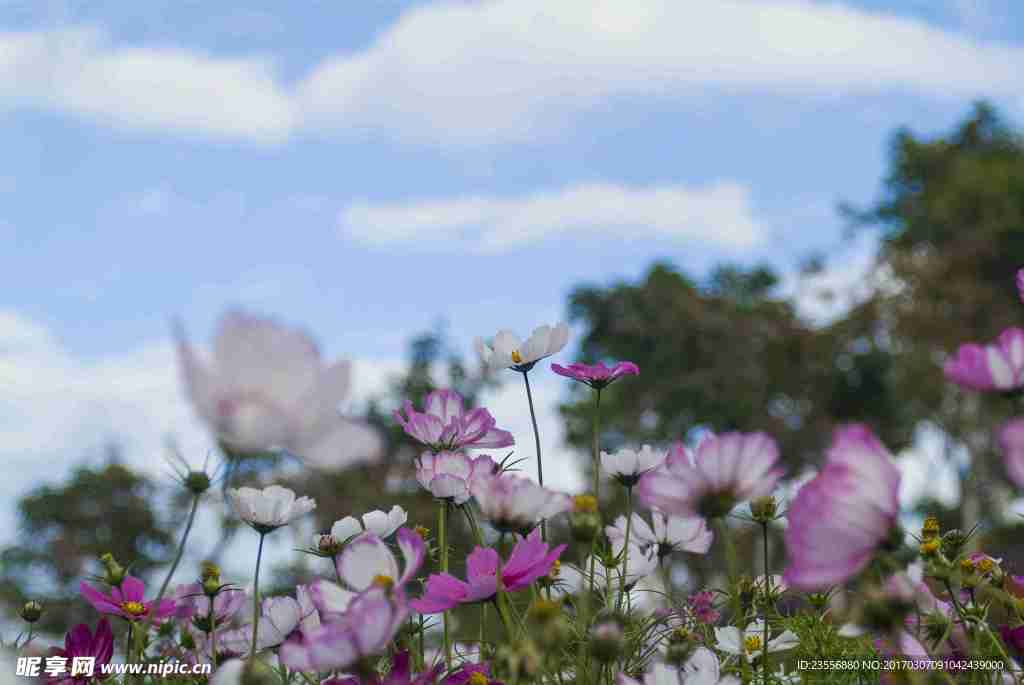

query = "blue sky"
(0, 0), (1016, 543)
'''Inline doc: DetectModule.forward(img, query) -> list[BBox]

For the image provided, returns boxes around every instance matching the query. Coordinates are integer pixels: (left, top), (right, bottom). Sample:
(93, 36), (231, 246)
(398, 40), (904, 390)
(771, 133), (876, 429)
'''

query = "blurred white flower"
(475, 323), (569, 371)
(473, 474), (572, 533)
(175, 310), (382, 469)
(321, 505), (408, 548)
(227, 485), (315, 533)
(601, 445), (665, 486)
(606, 511), (712, 557)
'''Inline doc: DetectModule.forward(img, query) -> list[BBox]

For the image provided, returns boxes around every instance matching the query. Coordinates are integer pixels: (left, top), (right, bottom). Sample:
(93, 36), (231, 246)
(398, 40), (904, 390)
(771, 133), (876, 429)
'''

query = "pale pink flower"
(415, 451), (498, 504)
(551, 361), (639, 389)
(473, 474), (572, 533)
(783, 425), (901, 590)
(606, 511), (712, 558)
(998, 417), (1024, 488)
(944, 327), (1024, 392)
(394, 389), (514, 452)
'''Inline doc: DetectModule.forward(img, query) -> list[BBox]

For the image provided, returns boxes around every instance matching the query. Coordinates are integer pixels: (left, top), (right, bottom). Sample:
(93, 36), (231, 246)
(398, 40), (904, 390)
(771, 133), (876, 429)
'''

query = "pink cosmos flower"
(416, 451), (498, 504)
(394, 389), (514, 452)
(636, 433), (781, 519)
(473, 474), (572, 533)
(279, 588), (406, 672)
(551, 361), (639, 389)
(998, 417), (1024, 488)
(783, 425), (901, 591)
(173, 583), (246, 627)
(944, 327), (1024, 392)
(1018, 268), (1024, 303)
(411, 529), (565, 614)
(46, 619), (114, 685)
(80, 576), (176, 621)
(176, 310), (382, 468)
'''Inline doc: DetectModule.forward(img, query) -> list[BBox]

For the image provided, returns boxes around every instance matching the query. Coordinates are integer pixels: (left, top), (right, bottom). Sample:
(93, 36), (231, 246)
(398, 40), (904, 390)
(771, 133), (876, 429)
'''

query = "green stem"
(761, 521), (770, 685)
(592, 388), (602, 503)
(249, 532), (266, 660)
(521, 370), (546, 542)
(617, 487), (634, 612)
(208, 597), (218, 670)
(439, 501), (451, 668)
(715, 518), (741, 626)
(143, 493), (201, 640)
(462, 506), (487, 664)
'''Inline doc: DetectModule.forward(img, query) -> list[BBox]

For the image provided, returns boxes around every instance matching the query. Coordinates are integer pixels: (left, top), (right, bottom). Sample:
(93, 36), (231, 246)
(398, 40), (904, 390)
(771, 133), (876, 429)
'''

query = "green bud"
(750, 495), (778, 522)
(241, 660), (277, 685)
(570, 511), (602, 543)
(664, 628), (696, 666)
(19, 601), (42, 623)
(941, 529), (968, 559)
(99, 553), (126, 586)
(185, 471), (211, 495)
(179, 629), (196, 651)
(589, 620), (624, 663)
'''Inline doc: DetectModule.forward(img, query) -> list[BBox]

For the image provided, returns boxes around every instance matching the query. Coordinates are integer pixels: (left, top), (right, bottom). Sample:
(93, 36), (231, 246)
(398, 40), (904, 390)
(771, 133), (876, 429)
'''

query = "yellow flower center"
(372, 575), (394, 590)
(960, 558), (976, 574)
(573, 495), (598, 513)
(744, 635), (763, 654)
(511, 350), (522, 364)
(469, 673), (489, 685)
(549, 559), (561, 579)
(121, 601), (146, 616)
(921, 516), (940, 539)
(414, 525), (430, 540)
(978, 557), (995, 574)
(920, 538), (940, 556)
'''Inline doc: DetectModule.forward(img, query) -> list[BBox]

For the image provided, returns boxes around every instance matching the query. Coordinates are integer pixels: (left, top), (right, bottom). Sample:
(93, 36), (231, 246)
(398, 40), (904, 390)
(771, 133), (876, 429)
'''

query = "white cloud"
(0, 27), (295, 142)
(2, 1), (1024, 143)
(339, 181), (763, 252)
(299, 0), (1024, 143)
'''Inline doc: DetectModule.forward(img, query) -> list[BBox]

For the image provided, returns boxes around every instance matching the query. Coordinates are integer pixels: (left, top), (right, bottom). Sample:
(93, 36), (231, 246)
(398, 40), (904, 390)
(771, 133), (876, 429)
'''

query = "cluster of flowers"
(10, 274), (1024, 685)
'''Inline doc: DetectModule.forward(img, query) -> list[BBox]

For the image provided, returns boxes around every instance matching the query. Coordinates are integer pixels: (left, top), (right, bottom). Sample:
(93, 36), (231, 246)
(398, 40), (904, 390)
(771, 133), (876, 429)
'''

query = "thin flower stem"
(521, 370), (546, 542)
(761, 521), (770, 685)
(439, 501), (452, 669)
(461, 505), (488, 664)
(714, 518), (741, 627)
(592, 388), (602, 503)
(249, 532), (266, 661)
(617, 487), (634, 612)
(208, 598), (218, 670)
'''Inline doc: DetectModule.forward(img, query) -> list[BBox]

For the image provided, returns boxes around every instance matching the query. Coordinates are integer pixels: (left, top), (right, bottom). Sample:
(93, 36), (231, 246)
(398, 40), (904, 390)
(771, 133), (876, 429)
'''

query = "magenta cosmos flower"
(944, 327), (1024, 392)
(394, 389), (514, 453)
(551, 361), (639, 390)
(326, 652), (500, 685)
(998, 417), (1024, 488)
(46, 619), (114, 685)
(1018, 268), (1024, 302)
(637, 433), (781, 519)
(783, 425), (901, 591)
(173, 583), (246, 629)
(411, 529), (565, 614)
(80, 576), (176, 621)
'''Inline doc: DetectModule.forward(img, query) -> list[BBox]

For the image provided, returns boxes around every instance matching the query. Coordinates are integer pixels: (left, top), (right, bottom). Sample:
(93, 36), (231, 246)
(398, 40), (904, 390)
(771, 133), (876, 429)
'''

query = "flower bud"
(180, 629), (196, 651)
(941, 529), (968, 559)
(495, 642), (542, 681)
(315, 534), (342, 557)
(241, 660), (277, 685)
(750, 495), (778, 523)
(807, 592), (830, 613)
(527, 599), (561, 625)
(919, 538), (941, 558)
(185, 471), (211, 495)
(570, 511), (602, 543)
(920, 515), (940, 541)
(19, 601), (42, 623)
(414, 525), (430, 540)
(589, 619), (624, 663)
(99, 553), (126, 586)
(664, 628), (696, 666)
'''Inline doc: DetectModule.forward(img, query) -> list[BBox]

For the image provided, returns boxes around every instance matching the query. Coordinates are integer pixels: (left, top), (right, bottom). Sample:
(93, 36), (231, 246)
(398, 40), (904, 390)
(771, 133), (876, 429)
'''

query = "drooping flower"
(173, 583), (246, 628)
(715, 620), (798, 663)
(473, 474), (572, 533)
(318, 505), (408, 552)
(80, 576), (176, 621)
(415, 451), (497, 504)
(637, 434), (781, 519)
(226, 485), (315, 533)
(475, 323), (569, 371)
(394, 389), (514, 452)
(602, 445), (666, 487)
(175, 310), (381, 467)
(999, 417), (1024, 488)
(783, 425), (901, 590)
(279, 588), (406, 672)
(606, 511), (713, 558)
(46, 619), (114, 685)
(411, 529), (565, 613)
(551, 361), (639, 390)
(944, 328), (1024, 392)
(618, 648), (738, 685)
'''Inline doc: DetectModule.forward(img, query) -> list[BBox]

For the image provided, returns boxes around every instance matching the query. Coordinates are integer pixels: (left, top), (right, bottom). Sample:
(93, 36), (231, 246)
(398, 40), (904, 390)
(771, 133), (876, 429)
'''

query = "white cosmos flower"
(176, 310), (382, 469)
(606, 512), (713, 557)
(319, 505), (408, 549)
(473, 474), (572, 533)
(220, 596), (303, 654)
(584, 541), (658, 590)
(227, 485), (315, 533)
(618, 649), (739, 685)
(601, 445), (666, 486)
(715, 619), (799, 663)
(474, 323), (569, 371)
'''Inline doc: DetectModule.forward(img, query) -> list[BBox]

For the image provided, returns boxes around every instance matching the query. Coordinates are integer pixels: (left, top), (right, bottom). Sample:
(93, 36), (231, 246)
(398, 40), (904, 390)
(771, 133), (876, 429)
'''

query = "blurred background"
(3, 0), (1024, 640)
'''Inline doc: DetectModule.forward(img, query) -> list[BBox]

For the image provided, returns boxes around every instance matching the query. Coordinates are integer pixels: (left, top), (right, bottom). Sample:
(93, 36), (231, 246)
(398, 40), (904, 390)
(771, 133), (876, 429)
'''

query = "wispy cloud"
(339, 181), (763, 253)
(1, 1), (1023, 143)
